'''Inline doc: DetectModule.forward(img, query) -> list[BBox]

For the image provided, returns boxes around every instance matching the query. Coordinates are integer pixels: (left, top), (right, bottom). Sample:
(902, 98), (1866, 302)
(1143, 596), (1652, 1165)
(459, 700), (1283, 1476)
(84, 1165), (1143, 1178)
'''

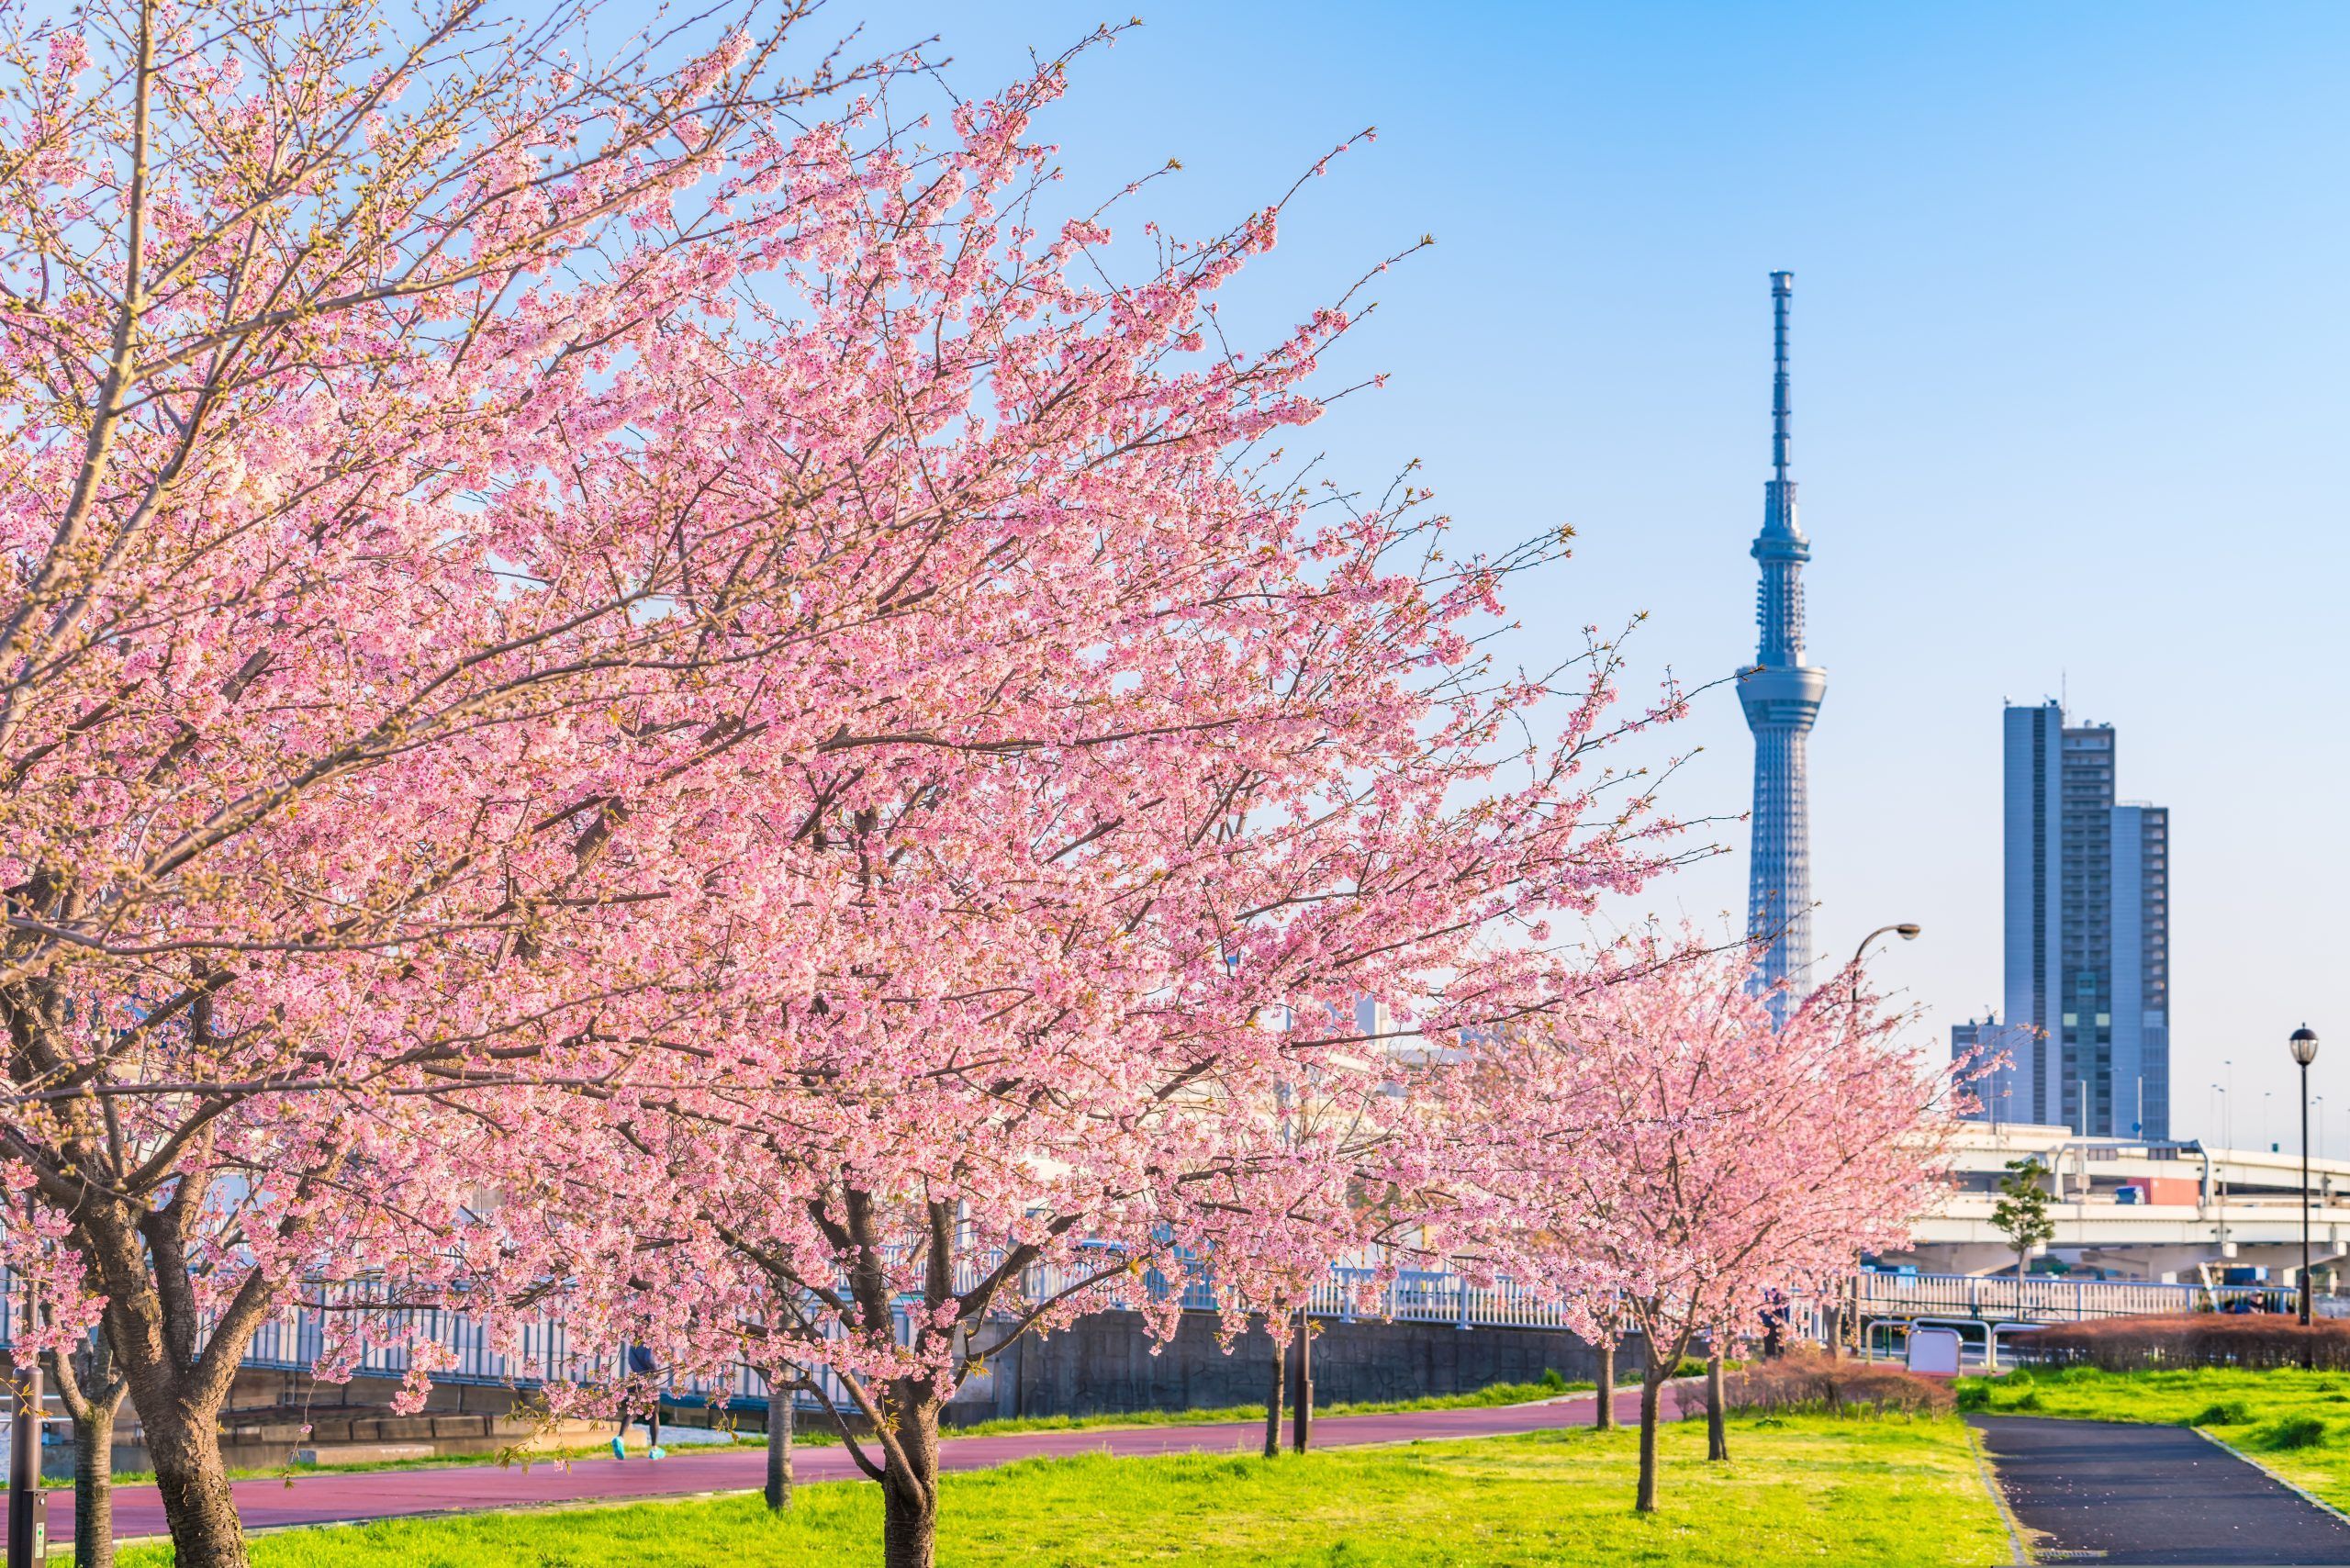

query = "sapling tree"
(1992, 1158), (2056, 1282)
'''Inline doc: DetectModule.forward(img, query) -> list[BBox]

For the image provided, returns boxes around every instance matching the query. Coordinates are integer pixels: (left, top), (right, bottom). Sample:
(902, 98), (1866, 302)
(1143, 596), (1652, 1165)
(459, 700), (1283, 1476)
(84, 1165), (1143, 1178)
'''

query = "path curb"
(2190, 1425), (2350, 1529)
(1964, 1420), (2036, 1567)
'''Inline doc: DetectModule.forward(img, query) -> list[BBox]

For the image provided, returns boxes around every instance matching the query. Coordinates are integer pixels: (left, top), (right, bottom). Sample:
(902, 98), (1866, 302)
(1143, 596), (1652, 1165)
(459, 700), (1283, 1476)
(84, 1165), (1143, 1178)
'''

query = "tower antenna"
(1772, 270), (1793, 486)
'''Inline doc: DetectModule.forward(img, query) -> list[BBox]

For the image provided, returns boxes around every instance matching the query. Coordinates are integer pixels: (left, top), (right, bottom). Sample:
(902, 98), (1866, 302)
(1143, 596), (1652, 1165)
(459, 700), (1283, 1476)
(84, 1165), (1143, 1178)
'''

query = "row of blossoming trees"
(0, 4), (1971, 1566)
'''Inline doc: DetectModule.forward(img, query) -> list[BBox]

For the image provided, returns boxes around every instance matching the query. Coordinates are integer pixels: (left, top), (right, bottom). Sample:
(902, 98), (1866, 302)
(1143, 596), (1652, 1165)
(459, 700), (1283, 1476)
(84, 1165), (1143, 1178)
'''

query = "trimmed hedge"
(2023, 1314), (2350, 1372)
(1707, 1347), (1953, 1417)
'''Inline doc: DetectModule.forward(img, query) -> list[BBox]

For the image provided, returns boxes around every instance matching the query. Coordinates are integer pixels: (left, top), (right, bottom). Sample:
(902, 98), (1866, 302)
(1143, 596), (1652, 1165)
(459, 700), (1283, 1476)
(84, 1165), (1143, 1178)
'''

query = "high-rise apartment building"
(1999, 700), (2169, 1137)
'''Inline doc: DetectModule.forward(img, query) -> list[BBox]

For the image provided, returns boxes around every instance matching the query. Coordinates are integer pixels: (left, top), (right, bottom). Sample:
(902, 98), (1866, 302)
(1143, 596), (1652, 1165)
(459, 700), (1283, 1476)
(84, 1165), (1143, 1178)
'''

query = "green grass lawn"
(108, 1415), (2009, 1567)
(1959, 1364), (2350, 1508)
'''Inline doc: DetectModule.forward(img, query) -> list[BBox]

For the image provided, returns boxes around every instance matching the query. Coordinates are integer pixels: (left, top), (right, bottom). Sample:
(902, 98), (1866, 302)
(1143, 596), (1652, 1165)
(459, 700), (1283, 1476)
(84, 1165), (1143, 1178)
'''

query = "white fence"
(0, 1259), (1578, 1417)
(1852, 1271), (2297, 1323)
(25, 1264), (2284, 1415)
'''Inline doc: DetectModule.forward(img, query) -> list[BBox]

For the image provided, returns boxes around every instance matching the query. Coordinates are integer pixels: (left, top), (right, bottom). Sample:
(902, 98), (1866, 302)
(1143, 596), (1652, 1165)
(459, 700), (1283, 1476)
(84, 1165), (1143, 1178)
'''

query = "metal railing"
(0, 1257), (1578, 1417)
(1852, 1271), (2297, 1323)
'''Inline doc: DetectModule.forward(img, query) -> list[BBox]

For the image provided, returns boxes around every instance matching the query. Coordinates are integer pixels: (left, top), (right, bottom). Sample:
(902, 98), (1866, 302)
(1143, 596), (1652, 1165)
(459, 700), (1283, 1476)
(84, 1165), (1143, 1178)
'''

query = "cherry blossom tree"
(0, 1), (1036, 1560)
(1481, 936), (1971, 1513)
(0, 7), (1692, 1568)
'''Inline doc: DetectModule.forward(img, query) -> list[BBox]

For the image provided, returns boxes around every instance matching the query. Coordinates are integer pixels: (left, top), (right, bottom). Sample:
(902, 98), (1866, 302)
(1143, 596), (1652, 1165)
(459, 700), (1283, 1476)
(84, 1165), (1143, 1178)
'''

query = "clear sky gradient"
(841, 0), (2348, 1148)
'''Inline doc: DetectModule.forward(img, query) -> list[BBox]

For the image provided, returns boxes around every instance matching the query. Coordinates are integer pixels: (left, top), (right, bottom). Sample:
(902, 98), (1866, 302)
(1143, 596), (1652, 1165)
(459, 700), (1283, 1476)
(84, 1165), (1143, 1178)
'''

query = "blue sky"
(839, 1), (2350, 1148)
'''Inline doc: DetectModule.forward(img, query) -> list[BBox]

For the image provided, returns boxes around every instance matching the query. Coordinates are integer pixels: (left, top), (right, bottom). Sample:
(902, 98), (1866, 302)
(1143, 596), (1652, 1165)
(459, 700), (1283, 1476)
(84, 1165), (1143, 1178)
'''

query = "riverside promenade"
(54, 1386), (1683, 1545)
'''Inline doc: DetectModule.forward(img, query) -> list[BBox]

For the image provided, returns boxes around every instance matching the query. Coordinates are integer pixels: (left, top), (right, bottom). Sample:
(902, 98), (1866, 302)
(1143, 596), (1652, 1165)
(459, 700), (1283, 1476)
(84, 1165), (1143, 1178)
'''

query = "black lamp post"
(2291, 1025), (2321, 1327)
(1851, 923), (1922, 1008)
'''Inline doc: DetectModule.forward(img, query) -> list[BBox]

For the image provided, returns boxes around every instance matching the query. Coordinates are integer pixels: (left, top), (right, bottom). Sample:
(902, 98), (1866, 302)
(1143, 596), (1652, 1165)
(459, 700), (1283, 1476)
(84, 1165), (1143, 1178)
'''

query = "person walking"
(612, 1343), (666, 1461)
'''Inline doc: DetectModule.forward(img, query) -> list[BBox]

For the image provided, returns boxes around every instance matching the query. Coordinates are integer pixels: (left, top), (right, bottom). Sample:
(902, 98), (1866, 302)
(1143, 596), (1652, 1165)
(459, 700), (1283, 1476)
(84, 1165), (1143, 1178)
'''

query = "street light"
(2290, 1025), (2321, 1327)
(1850, 923), (1922, 1007)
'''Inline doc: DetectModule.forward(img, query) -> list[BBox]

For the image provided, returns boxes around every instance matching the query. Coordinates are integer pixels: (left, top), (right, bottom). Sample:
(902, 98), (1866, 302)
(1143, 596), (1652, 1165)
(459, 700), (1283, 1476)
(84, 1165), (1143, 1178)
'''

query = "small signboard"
(1908, 1326), (1964, 1376)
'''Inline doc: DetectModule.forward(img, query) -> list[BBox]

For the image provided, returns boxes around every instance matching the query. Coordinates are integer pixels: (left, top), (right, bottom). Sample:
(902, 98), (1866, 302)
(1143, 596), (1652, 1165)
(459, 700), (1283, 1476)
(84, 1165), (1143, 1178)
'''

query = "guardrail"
(0, 1259), (1579, 1417)
(17, 1264), (2300, 1416)
(1853, 1271), (2298, 1322)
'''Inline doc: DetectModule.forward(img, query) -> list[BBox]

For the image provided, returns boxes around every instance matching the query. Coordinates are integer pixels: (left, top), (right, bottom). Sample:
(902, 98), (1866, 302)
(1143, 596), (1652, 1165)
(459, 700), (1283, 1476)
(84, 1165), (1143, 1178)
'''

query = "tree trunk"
(1636, 1366), (1664, 1513)
(138, 1399), (245, 1568)
(1262, 1314), (1286, 1459)
(1706, 1353), (1729, 1462)
(764, 1383), (793, 1513)
(73, 1396), (118, 1568)
(879, 1388), (942, 1568)
(1823, 1303), (1841, 1359)
(47, 1327), (127, 1568)
(1595, 1342), (1615, 1430)
(1289, 1308), (1312, 1454)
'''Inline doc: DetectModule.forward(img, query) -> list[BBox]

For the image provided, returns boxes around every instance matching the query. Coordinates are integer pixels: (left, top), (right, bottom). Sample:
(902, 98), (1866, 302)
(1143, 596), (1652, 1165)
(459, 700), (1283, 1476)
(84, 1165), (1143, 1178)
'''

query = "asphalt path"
(46, 1383), (1685, 1545)
(1974, 1415), (2350, 1565)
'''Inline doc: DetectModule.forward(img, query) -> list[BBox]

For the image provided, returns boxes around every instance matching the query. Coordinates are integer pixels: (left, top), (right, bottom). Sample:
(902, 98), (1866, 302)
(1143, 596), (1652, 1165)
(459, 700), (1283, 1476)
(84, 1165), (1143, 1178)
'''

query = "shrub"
(1539, 1368), (1567, 1393)
(2259, 1416), (2329, 1450)
(1707, 1348), (1953, 1418)
(2191, 1401), (2254, 1427)
(2020, 1315), (2350, 1372)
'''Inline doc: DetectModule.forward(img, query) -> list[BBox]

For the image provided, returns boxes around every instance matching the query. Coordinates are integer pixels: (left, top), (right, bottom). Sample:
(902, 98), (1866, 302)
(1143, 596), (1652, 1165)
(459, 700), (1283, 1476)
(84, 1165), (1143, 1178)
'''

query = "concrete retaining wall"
(949, 1311), (1633, 1424)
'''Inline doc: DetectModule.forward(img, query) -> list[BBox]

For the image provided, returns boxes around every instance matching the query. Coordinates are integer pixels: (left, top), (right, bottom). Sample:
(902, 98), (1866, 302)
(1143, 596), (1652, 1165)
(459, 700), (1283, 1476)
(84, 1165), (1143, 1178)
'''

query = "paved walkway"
(1974, 1416), (2350, 1565)
(52, 1385), (1684, 1544)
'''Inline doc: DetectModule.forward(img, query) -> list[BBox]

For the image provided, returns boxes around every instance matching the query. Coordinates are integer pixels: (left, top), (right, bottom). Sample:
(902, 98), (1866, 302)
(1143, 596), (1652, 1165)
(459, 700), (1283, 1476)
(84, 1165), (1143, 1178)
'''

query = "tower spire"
(1739, 271), (1828, 1022)
(1772, 269), (1792, 487)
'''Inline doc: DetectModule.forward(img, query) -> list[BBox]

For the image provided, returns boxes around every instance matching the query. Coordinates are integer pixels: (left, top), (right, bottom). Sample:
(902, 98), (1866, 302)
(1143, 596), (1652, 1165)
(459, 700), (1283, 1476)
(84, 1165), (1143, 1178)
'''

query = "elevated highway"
(1888, 1122), (2350, 1284)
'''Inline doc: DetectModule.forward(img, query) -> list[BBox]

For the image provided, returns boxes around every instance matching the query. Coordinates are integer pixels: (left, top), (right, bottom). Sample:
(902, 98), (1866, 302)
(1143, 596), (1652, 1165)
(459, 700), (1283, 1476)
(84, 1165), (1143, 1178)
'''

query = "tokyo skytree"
(1738, 272), (1827, 1020)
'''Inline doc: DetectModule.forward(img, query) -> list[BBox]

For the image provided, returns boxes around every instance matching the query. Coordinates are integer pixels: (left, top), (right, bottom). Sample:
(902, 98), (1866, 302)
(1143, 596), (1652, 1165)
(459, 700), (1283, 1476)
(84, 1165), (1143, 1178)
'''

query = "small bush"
(2189, 1401), (2253, 1427)
(1708, 1348), (1953, 1419)
(2021, 1315), (2350, 1372)
(2009, 1391), (2044, 1411)
(2259, 1416), (2329, 1450)
(1539, 1368), (1567, 1393)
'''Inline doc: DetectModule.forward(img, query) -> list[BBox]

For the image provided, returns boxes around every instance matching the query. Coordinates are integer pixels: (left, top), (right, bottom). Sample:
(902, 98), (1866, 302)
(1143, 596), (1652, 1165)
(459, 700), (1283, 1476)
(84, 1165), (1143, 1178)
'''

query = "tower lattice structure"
(1738, 272), (1827, 1020)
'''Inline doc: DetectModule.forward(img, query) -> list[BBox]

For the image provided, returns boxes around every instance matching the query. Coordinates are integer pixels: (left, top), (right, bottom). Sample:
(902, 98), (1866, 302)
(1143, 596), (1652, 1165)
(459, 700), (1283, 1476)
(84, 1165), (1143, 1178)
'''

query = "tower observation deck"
(1739, 272), (1827, 1019)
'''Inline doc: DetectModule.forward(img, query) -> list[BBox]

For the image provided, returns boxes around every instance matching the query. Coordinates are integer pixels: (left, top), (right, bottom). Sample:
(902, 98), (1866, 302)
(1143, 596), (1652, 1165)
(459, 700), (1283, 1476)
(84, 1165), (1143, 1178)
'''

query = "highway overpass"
(1884, 1121), (2350, 1284)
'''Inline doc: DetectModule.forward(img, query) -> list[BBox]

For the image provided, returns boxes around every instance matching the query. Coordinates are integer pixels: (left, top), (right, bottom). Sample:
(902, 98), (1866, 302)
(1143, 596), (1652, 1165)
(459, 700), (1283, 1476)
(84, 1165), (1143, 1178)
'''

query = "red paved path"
(52, 1384), (1689, 1544)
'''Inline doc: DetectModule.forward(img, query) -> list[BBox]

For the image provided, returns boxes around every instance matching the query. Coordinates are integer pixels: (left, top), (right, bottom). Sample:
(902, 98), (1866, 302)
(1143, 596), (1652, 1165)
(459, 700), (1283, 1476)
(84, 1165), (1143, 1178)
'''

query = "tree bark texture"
(1595, 1341), (1615, 1430)
(1289, 1308), (1312, 1454)
(879, 1386), (942, 1568)
(75, 1398), (118, 1567)
(1706, 1353), (1729, 1462)
(48, 1327), (127, 1568)
(765, 1383), (794, 1513)
(1262, 1314), (1286, 1459)
(1636, 1369), (1663, 1513)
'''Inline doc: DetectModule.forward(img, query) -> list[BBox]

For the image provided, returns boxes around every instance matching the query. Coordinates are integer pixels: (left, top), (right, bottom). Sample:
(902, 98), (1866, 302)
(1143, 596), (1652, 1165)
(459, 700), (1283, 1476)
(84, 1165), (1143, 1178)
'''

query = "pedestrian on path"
(613, 1343), (666, 1461)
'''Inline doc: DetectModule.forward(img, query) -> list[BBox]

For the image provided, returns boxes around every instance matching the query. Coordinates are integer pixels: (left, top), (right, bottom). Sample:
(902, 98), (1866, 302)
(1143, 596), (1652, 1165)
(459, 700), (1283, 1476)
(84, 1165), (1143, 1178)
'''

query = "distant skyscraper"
(1951, 1014), (2029, 1125)
(1739, 272), (1827, 1019)
(2001, 700), (2170, 1137)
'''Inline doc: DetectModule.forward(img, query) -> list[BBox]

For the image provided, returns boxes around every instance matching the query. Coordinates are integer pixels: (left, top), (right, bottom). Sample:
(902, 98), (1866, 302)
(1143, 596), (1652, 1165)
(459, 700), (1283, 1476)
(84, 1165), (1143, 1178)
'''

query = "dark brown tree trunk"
(1289, 1308), (1312, 1454)
(72, 1395), (118, 1568)
(47, 1325), (127, 1568)
(1262, 1313), (1286, 1459)
(1706, 1353), (1729, 1462)
(880, 1387), (942, 1568)
(1595, 1341), (1615, 1430)
(81, 1201), (265, 1568)
(138, 1398), (245, 1568)
(765, 1379), (793, 1513)
(1637, 1365), (1665, 1513)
